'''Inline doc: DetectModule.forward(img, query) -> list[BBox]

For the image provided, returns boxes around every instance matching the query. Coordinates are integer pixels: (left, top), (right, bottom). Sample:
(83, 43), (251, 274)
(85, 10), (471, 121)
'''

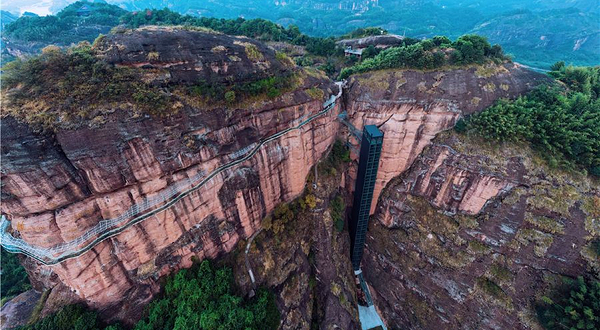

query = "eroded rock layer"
(364, 132), (599, 329)
(1, 29), (339, 321)
(343, 63), (550, 213)
(2, 32), (558, 328)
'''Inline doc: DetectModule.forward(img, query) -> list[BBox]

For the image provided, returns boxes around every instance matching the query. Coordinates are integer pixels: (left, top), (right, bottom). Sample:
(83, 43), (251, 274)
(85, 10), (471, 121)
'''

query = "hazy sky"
(1, 0), (98, 15)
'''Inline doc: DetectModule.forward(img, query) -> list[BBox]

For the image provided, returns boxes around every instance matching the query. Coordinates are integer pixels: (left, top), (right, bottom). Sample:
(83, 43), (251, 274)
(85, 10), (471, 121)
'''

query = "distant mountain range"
(1, 0), (598, 68)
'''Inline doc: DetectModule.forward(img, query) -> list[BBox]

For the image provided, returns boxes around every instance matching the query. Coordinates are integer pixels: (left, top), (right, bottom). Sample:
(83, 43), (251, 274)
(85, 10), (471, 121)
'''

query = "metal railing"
(1, 83), (344, 265)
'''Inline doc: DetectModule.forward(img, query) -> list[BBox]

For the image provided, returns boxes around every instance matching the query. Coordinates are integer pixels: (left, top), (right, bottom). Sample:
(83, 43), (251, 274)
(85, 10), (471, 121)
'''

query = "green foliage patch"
(20, 260), (279, 330)
(17, 304), (113, 330)
(459, 65), (600, 176)
(536, 276), (600, 330)
(319, 140), (351, 177)
(134, 260), (279, 330)
(330, 195), (346, 232)
(4, 1), (126, 45)
(187, 73), (299, 106)
(1, 247), (31, 302)
(339, 34), (507, 79)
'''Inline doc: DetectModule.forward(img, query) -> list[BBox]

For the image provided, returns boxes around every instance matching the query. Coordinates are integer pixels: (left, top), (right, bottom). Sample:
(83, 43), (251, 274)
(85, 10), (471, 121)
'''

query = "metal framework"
(349, 125), (383, 271)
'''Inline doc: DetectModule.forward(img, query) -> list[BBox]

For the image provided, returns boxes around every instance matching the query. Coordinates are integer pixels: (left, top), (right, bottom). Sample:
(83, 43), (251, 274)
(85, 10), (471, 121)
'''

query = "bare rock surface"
(363, 132), (599, 329)
(0, 290), (41, 329)
(1, 28), (337, 323)
(1, 35), (557, 329)
(95, 26), (293, 84)
(343, 63), (551, 213)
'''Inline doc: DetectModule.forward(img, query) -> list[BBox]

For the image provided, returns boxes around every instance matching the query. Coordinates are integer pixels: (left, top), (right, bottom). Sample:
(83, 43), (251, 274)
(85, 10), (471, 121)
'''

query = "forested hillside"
(1, 0), (597, 68)
(111, 0), (599, 68)
(3, 2), (125, 45)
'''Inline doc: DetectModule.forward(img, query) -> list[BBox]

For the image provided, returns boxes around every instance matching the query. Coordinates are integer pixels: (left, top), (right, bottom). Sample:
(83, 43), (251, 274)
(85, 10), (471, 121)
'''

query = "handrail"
(1, 82), (344, 265)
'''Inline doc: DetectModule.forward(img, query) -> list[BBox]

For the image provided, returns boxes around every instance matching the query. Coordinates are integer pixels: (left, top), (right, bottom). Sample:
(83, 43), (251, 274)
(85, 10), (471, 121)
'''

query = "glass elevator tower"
(349, 125), (384, 271)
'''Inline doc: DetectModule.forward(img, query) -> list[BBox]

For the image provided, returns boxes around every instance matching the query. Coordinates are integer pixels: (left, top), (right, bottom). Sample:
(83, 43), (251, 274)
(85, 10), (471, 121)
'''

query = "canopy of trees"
(536, 276), (600, 330)
(18, 260), (279, 330)
(3, 1), (126, 44)
(339, 34), (507, 79)
(459, 64), (600, 176)
(133, 259), (279, 330)
(17, 304), (117, 330)
(1, 247), (31, 303)
(339, 27), (388, 39)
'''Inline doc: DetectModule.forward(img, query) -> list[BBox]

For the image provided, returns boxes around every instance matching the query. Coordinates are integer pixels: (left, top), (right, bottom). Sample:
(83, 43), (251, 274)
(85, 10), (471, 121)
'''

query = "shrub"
(303, 194), (317, 209)
(319, 140), (351, 177)
(224, 91), (236, 104)
(244, 43), (264, 62)
(1, 247), (31, 300)
(134, 260), (280, 330)
(461, 65), (600, 176)
(536, 276), (600, 330)
(330, 195), (346, 232)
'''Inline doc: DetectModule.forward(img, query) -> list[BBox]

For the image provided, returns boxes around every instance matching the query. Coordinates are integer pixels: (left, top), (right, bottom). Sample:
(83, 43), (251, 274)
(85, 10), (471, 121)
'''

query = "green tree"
(536, 276), (600, 330)
(461, 66), (600, 176)
(134, 260), (280, 330)
(18, 304), (104, 330)
(1, 247), (31, 301)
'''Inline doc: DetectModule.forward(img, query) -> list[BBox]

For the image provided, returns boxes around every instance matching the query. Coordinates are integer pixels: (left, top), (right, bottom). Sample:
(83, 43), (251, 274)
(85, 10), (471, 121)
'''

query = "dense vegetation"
(1, 40), (304, 131)
(1, 42), (173, 131)
(17, 304), (119, 330)
(109, 0), (599, 68)
(339, 35), (507, 79)
(134, 260), (279, 330)
(1, 247), (31, 304)
(536, 276), (600, 330)
(338, 27), (388, 39)
(3, 2), (126, 44)
(120, 8), (338, 57)
(18, 260), (279, 330)
(331, 195), (346, 233)
(319, 140), (352, 177)
(187, 73), (300, 106)
(458, 64), (600, 176)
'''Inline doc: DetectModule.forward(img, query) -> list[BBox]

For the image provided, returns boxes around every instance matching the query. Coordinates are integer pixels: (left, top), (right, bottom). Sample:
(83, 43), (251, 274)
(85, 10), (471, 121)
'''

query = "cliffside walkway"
(0, 82), (344, 265)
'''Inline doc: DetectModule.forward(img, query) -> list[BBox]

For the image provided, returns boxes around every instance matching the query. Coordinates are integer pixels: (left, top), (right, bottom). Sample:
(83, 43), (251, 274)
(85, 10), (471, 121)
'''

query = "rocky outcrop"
(235, 158), (360, 329)
(1, 28), (338, 323)
(343, 63), (551, 213)
(363, 132), (599, 329)
(1, 28), (555, 328)
(95, 26), (295, 84)
(0, 290), (42, 328)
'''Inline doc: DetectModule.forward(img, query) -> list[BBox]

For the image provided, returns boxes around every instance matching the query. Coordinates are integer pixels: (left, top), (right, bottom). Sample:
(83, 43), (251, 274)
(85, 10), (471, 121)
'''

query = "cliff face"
(363, 132), (599, 329)
(2, 28), (561, 328)
(343, 63), (550, 213)
(1, 28), (339, 322)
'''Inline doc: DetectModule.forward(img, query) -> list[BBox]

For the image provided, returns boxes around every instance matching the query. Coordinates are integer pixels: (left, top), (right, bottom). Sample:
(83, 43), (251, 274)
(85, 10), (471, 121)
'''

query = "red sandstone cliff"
(1, 28), (341, 322)
(363, 132), (599, 329)
(342, 64), (550, 213)
(1, 26), (562, 329)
